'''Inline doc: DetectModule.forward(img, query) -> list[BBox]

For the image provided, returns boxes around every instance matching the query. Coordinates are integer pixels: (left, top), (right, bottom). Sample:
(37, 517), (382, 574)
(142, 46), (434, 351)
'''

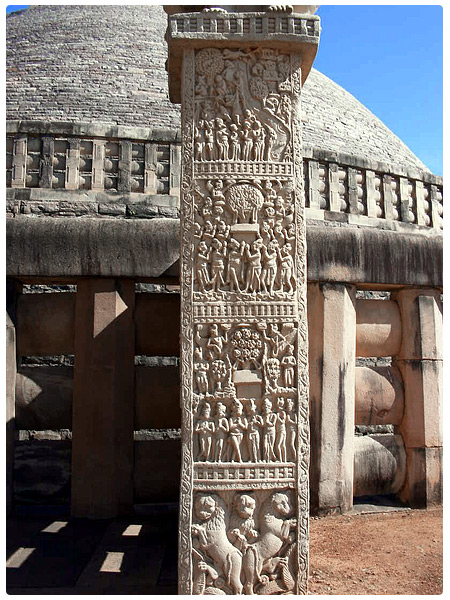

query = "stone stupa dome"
(6, 4), (429, 172)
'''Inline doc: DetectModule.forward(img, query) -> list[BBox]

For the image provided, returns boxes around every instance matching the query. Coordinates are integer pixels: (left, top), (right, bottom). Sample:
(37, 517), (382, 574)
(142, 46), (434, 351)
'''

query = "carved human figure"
(266, 323), (287, 358)
(281, 344), (296, 388)
(195, 403), (215, 461)
(202, 219), (216, 245)
(279, 243), (295, 293)
(192, 494), (243, 595)
(241, 122), (254, 162)
(228, 399), (248, 462)
(242, 491), (297, 594)
(265, 123), (277, 160)
(260, 220), (273, 246)
(192, 549), (225, 596)
(229, 494), (259, 553)
(204, 121), (215, 161)
(246, 398), (263, 462)
(286, 398), (297, 460)
(206, 324), (229, 360)
(215, 219), (230, 245)
(210, 238), (227, 292)
(226, 238), (245, 292)
(195, 241), (211, 293)
(273, 221), (285, 247)
(244, 238), (263, 294)
(261, 239), (279, 296)
(275, 397), (287, 462)
(261, 399), (277, 462)
(194, 347), (210, 395)
(214, 402), (229, 462)
(195, 125), (205, 161)
(229, 123), (241, 161)
(265, 357), (281, 393)
(253, 121), (266, 161)
(216, 118), (230, 161)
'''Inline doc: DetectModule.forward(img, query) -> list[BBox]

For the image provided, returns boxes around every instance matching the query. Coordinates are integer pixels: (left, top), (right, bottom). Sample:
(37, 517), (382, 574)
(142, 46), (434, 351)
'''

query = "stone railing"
(6, 121), (443, 231)
(6, 121), (181, 196)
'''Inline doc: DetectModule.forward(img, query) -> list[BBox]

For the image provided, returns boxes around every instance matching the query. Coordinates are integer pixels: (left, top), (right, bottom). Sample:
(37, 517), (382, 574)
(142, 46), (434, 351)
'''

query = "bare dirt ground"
(309, 507), (443, 595)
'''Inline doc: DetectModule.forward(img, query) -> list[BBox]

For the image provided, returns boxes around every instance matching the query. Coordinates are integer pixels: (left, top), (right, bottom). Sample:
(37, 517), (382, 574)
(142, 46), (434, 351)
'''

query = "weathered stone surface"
(16, 292), (75, 357)
(134, 440), (181, 504)
(394, 289), (443, 360)
(135, 366), (180, 430)
(353, 434), (406, 497)
(7, 217), (180, 279)
(355, 366), (404, 426)
(135, 293), (180, 357)
(15, 367), (73, 430)
(308, 283), (356, 515)
(399, 446), (443, 508)
(71, 279), (135, 518)
(7, 218), (443, 287)
(356, 299), (401, 358)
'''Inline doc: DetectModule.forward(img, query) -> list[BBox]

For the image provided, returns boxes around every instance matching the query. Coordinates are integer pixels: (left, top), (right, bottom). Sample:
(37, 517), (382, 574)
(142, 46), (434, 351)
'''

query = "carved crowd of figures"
(193, 177), (296, 297)
(193, 322), (298, 464)
(194, 47), (293, 164)
(192, 490), (297, 595)
(194, 396), (297, 463)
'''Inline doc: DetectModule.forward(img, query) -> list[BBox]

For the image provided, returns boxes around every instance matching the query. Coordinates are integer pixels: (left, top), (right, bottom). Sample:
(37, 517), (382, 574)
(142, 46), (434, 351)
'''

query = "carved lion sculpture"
(242, 491), (297, 594)
(192, 494), (244, 595)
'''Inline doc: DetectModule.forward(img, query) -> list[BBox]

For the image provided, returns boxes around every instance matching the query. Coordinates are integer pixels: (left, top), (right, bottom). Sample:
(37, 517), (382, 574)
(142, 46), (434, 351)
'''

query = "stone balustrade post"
(393, 288), (443, 507)
(308, 283), (356, 515)
(71, 278), (135, 518)
(165, 6), (320, 594)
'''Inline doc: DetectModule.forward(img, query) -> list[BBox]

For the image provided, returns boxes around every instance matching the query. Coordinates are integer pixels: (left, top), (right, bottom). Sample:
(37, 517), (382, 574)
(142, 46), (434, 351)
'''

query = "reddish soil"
(309, 507), (443, 595)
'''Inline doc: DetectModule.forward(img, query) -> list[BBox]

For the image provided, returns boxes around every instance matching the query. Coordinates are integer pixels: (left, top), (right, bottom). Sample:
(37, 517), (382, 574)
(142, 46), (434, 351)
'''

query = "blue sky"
(6, 4), (443, 174)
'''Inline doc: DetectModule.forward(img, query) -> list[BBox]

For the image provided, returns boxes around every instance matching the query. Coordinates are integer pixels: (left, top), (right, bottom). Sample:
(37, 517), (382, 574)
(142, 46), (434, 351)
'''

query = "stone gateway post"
(165, 6), (320, 594)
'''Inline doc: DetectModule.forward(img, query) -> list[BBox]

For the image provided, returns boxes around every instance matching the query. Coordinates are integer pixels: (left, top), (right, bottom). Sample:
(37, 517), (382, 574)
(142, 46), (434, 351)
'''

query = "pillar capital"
(165, 8), (320, 102)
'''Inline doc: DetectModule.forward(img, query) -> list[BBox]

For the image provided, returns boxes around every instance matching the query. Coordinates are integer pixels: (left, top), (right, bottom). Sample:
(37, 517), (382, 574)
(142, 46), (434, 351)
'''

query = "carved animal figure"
(229, 494), (259, 553)
(241, 491), (297, 594)
(192, 494), (244, 594)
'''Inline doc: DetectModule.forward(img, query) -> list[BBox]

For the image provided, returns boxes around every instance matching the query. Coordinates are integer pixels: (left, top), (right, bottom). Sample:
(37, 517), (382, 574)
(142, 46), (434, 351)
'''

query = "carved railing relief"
(170, 14), (315, 590)
(6, 127), (443, 231)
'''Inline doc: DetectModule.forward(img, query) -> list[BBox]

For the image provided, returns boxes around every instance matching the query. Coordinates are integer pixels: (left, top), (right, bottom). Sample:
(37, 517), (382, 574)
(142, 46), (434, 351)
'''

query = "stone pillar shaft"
(308, 283), (356, 515)
(71, 278), (135, 518)
(393, 288), (443, 507)
(166, 9), (320, 595)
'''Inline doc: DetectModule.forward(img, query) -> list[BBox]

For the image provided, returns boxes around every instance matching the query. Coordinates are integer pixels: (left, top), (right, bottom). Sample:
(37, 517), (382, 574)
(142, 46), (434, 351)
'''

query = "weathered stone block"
(355, 366), (404, 426)
(356, 299), (401, 358)
(399, 446), (443, 508)
(353, 434), (406, 497)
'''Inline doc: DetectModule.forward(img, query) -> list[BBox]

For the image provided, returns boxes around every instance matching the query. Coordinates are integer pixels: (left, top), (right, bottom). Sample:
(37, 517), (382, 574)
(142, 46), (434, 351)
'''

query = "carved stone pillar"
(165, 8), (320, 595)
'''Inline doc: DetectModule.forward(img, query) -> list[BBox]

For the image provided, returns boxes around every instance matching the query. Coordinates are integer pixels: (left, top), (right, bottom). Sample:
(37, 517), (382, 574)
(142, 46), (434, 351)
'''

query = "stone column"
(393, 288), (443, 507)
(165, 7), (320, 595)
(6, 279), (20, 516)
(308, 283), (356, 515)
(71, 279), (135, 518)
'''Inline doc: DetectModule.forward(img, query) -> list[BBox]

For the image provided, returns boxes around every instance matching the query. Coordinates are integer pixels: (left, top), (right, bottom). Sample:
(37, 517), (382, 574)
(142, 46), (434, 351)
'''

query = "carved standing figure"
(246, 399), (263, 462)
(281, 344), (296, 388)
(214, 402), (229, 462)
(228, 399), (248, 462)
(194, 347), (210, 395)
(286, 398), (297, 460)
(210, 238), (227, 292)
(192, 494), (243, 595)
(261, 399), (277, 462)
(226, 238), (246, 292)
(261, 239), (279, 296)
(275, 397), (287, 462)
(244, 239), (263, 294)
(195, 241), (211, 293)
(195, 403), (215, 461)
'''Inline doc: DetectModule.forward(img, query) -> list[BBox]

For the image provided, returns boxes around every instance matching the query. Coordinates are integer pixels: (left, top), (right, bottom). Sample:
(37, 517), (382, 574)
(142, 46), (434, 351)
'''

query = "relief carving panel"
(177, 39), (309, 595)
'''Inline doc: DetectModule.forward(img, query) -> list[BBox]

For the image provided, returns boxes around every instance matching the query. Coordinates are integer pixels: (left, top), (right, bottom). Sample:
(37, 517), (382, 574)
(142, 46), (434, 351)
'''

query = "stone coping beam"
(6, 218), (442, 288)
